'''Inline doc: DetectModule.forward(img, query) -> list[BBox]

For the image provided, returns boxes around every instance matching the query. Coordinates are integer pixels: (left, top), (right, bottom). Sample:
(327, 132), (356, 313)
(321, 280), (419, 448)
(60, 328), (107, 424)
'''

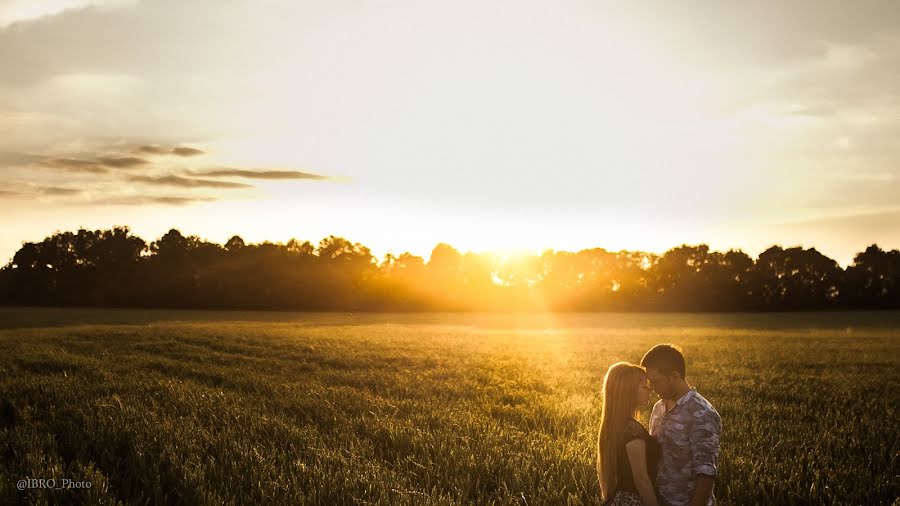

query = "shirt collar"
(674, 387), (697, 407)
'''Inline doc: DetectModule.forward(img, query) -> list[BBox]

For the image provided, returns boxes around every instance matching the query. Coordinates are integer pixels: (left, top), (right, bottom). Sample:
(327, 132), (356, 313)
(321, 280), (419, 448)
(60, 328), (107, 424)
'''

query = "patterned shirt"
(649, 388), (721, 506)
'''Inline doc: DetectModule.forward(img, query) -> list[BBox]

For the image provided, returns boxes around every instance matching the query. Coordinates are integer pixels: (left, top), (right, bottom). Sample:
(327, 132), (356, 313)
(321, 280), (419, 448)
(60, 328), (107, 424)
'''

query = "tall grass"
(0, 310), (897, 504)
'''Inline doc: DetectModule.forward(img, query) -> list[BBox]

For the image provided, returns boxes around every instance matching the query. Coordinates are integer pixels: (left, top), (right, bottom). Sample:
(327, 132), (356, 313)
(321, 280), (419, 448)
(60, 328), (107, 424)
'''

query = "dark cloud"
(94, 195), (217, 206)
(189, 168), (333, 180)
(172, 146), (205, 157)
(41, 158), (107, 174)
(41, 155), (153, 172)
(135, 145), (205, 157)
(128, 174), (251, 189)
(99, 156), (149, 168)
(135, 145), (169, 155)
(39, 186), (82, 196)
(0, 185), (82, 198)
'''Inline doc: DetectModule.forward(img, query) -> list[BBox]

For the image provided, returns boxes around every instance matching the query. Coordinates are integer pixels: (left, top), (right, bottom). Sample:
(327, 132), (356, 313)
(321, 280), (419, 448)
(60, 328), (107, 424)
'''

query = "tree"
(844, 245), (900, 308)
(750, 246), (843, 310)
(4, 227), (897, 311)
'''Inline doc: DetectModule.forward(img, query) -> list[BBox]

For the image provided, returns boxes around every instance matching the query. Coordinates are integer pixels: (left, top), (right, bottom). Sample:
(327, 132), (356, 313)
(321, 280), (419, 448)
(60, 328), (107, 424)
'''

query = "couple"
(597, 344), (721, 506)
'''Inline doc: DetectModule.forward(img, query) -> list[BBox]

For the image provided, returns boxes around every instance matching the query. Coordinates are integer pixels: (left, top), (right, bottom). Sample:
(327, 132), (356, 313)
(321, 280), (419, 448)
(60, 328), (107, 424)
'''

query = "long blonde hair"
(597, 362), (646, 500)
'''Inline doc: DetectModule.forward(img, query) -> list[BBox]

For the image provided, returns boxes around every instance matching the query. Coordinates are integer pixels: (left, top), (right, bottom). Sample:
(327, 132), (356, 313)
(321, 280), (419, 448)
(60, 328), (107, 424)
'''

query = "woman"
(597, 362), (660, 506)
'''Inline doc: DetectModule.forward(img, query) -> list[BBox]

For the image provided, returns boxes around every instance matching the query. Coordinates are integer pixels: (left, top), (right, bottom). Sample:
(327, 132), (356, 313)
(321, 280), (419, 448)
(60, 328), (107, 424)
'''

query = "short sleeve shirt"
(649, 388), (721, 506)
(615, 418), (661, 494)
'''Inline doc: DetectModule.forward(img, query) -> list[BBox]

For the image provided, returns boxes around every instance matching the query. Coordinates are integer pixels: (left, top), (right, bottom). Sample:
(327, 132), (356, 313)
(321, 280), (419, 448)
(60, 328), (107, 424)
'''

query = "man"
(641, 344), (721, 506)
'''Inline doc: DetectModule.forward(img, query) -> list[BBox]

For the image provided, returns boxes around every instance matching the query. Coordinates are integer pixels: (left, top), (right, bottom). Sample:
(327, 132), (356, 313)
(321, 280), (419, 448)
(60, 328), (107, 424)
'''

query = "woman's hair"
(596, 362), (646, 500)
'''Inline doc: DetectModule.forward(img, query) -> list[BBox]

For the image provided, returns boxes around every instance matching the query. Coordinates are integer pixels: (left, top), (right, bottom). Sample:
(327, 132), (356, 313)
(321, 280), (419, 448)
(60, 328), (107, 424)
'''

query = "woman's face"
(636, 375), (652, 407)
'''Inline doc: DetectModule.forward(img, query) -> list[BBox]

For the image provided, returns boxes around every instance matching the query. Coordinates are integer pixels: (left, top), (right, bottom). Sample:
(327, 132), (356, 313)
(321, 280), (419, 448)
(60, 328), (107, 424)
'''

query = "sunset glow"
(2, 0), (898, 266)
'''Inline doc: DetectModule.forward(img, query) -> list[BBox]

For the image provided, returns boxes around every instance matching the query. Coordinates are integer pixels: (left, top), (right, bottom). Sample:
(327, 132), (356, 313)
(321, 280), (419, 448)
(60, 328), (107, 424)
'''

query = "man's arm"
(689, 474), (715, 506)
(688, 409), (721, 506)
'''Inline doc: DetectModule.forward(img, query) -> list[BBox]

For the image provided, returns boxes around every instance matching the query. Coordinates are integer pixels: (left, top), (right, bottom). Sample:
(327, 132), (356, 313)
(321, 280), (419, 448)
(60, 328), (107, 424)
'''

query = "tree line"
(0, 226), (897, 311)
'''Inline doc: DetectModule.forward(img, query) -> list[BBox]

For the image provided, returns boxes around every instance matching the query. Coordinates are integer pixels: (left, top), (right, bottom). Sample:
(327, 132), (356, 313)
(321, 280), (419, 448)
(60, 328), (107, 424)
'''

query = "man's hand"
(689, 474), (715, 506)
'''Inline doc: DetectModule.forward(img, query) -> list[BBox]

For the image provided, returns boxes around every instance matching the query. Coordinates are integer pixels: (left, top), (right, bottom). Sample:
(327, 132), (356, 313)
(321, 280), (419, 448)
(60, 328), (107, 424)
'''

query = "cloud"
(93, 195), (217, 206)
(39, 186), (82, 196)
(783, 103), (839, 118)
(40, 155), (151, 172)
(128, 174), (252, 189)
(172, 146), (204, 157)
(135, 144), (205, 157)
(774, 207), (900, 248)
(135, 144), (168, 155)
(40, 157), (107, 173)
(0, 151), (43, 167)
(98, 156), (148, 168)
(630, 1), (900, 67)
(0, 184), (82, 198)
(188, 168), (334, 180)
(0, 0), (137, 29)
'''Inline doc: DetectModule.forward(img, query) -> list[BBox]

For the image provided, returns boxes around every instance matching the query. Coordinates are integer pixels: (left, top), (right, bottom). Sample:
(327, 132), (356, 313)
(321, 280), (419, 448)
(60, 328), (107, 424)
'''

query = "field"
(0, 308), (898, 505)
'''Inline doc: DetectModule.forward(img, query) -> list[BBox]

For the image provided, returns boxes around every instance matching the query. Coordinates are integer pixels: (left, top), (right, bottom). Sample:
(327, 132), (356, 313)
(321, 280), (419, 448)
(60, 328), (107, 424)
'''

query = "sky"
(1, 0), (898, 267)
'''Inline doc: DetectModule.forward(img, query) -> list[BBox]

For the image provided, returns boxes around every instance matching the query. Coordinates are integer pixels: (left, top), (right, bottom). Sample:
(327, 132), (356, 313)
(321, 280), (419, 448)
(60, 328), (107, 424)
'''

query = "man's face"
(646, 368), (676, 400)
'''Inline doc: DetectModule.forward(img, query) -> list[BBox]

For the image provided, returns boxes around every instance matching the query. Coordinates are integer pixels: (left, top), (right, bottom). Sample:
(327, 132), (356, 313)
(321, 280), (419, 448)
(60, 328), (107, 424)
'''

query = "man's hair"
(640, 344), (686, 379)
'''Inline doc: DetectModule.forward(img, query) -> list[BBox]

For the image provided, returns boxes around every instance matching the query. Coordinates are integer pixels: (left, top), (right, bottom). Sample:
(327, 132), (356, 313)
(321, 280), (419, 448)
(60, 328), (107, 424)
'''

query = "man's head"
(640, 344), (686, 400)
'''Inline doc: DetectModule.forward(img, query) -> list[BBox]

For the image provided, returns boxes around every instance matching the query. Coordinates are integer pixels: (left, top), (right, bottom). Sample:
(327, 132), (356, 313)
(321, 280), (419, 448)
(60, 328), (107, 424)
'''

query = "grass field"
(0, 308), (898, 505)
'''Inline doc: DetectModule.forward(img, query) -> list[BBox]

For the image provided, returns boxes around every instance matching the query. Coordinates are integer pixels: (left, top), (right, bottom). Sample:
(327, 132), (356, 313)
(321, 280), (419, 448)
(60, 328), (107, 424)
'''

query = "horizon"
(2, 1), (898, 269)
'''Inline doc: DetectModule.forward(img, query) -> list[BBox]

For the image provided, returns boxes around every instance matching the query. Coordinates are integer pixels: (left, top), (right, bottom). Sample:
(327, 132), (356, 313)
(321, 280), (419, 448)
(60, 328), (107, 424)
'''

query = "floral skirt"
(603, 490), (644, 506)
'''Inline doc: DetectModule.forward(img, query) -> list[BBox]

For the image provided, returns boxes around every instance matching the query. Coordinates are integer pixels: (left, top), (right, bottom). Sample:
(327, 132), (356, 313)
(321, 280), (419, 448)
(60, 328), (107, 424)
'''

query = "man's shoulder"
(686, 390), (721, 425)
(689, 390), (719, 412)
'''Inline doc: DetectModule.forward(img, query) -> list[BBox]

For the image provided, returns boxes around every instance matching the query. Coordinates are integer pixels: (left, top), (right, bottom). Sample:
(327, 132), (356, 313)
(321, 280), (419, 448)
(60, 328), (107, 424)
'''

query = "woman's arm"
(625, 439), (660, 506)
